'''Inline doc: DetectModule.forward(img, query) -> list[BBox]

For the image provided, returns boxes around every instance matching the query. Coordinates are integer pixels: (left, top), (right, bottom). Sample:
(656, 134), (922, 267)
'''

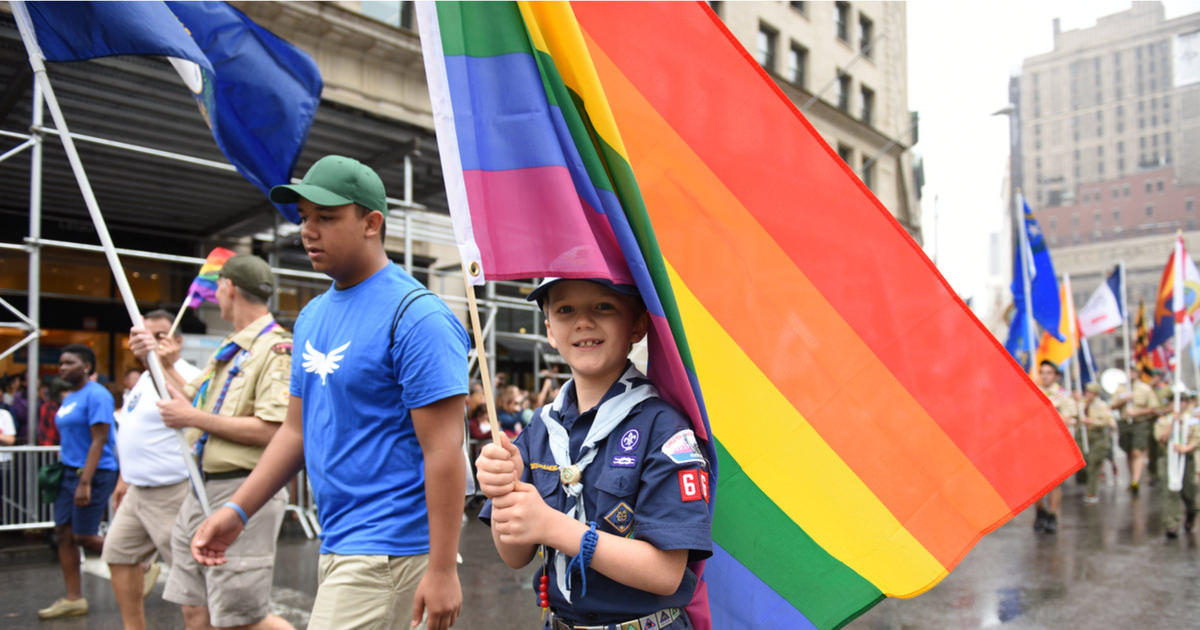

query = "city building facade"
(1012, 2), (1200, 370)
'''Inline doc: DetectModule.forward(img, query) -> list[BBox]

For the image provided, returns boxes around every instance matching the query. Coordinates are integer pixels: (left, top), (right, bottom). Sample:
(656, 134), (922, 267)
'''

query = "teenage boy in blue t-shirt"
(189, 156), (469, 630)
(477, 278), (712, 629)
(39, 344), (119, 619)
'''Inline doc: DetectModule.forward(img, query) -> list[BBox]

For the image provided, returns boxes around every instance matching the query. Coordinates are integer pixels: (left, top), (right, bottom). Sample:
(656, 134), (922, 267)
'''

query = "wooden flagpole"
(461, 260), (503, 445)
(167, 289), (194, 338)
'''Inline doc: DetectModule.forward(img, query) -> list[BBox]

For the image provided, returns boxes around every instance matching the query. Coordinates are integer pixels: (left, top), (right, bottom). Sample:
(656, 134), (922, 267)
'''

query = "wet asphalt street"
(3, 458), (1199, 629)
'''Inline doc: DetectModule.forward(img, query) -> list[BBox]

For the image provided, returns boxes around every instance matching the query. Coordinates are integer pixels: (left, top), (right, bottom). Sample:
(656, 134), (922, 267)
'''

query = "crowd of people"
(0, 155), (711, 630)
(1035, 360), (1200, 538)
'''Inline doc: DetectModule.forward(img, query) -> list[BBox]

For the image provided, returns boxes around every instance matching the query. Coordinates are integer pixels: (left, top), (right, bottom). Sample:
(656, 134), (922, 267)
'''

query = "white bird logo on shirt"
(302, 340), (350, 386)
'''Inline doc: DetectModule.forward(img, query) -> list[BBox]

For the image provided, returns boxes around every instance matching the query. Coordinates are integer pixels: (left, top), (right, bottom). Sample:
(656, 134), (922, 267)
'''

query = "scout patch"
(530, 462), (559, 472)
(125, 390), (142, 412)
(679, 469), (708, 502)
(620, 623), (639, 630)
(619, 428), (640, 453)
(643, 616), (658, 629)
(659, 610), (674, 624)
(611, 454), (637, 468)
(272, 342), (292, 355)
(604, 501), (634, 534)
(661, 429), (705, 466)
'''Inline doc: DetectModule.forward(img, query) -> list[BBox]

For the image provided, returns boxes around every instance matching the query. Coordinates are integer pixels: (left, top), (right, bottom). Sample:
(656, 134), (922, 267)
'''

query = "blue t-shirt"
(55, 381), (117, 470)
(481, 376), (713, 624)
(291, 264), (470, 555)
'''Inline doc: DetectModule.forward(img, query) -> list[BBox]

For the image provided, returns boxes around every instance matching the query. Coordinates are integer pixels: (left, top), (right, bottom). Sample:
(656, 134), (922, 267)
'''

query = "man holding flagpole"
(130, 254), (294, 630)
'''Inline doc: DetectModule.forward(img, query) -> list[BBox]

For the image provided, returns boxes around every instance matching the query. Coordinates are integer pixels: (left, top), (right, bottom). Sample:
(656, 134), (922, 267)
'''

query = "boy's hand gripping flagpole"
(12, 1), (211, 514)
(461, 261), (503, 445)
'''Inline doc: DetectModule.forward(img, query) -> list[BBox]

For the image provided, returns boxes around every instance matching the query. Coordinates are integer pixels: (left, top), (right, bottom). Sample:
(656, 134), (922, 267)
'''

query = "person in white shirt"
(101, 310), (201, 630)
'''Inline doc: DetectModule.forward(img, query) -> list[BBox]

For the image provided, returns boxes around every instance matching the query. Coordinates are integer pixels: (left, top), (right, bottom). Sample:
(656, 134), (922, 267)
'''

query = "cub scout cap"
(526, 277), (640, 309)
(269, 155), (388, 214)
(220, 254), (274, 300)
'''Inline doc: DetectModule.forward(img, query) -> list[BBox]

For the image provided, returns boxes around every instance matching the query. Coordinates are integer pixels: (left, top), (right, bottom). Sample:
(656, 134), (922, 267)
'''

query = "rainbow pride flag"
(419, 3), (1084, 628)
(185, 246), (236, 308)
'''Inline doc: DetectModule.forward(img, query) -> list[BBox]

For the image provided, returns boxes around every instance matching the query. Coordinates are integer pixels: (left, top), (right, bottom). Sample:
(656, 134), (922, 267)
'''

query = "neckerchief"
(539, 363), (657, 602)
(192, 319), (279, 464)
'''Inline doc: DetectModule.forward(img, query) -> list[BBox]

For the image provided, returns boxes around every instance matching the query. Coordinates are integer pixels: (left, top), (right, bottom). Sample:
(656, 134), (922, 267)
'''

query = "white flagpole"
(1120, 261), (1133, 384)
(12, 2), (210, 514)
(1170, 233), (1186, 491)
(1017, 192), (1037, 373)
(1065, 274), (1088, 454)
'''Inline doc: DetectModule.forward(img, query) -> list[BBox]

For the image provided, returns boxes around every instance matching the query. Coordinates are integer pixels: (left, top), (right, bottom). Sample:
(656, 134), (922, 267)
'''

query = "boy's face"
(1038, 364), (1058, 388)
(297, 199), (380, 280)
(544, 281), (648, 389)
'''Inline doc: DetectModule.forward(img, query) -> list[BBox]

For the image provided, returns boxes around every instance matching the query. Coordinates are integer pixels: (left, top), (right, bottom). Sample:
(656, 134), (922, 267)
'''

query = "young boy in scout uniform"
(1035, 360), (1077, 534)
(130, 254), (294, 630)
(1154, 391), (1200, 538)
(1080, 383), (1116, 504)
(476, 278), (712, 629)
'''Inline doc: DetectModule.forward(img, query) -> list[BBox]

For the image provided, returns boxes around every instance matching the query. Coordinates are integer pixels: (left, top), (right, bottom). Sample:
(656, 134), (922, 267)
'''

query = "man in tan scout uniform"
(1115, 366), (1163, 495)
(130, 254), (294, 630)
(1034, 360), (1077, 534)
(1154, 391), (1200, 538)
(1080, 383), (1116, 504)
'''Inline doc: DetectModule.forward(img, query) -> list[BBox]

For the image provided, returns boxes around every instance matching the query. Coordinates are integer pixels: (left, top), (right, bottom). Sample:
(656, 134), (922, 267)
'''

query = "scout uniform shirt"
(1083, 397), (1116, 446)
(1123, 380), (1160, 423)
(184, 314), (292, 474)
(1040, 383), (1078, 425)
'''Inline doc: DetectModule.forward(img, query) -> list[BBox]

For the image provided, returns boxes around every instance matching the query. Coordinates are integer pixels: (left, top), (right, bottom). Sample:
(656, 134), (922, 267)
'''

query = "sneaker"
(1044, 513), (1058, 534)
(143, 562), (162, 598)
(1083, 495), (1099, 504)
(1130, 481), (1140, 496)
(37, 597), (87, 619)
(1186, 512), (1196, 533)
(1167, 528), (1180, 539)
(1034, 506), (1048, 532)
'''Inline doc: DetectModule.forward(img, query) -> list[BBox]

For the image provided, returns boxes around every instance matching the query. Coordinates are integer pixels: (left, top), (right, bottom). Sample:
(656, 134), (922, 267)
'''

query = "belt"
(550, 608), (682, 630)
(204, 469), (252, 481)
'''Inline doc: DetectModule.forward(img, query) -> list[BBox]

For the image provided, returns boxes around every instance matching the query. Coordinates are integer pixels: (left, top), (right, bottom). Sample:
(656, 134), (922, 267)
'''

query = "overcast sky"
(907, 0), (1200, 319)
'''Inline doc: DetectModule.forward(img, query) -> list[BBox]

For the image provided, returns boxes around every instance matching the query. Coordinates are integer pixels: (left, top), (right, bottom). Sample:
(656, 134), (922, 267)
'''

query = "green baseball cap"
(269, 155), (387, 214)
(220, 254), (274, 300)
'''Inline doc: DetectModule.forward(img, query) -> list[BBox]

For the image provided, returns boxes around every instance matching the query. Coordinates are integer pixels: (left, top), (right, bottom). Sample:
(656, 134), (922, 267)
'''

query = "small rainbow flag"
(419, 3), (1084, 628)
(186, 246), (236, 308)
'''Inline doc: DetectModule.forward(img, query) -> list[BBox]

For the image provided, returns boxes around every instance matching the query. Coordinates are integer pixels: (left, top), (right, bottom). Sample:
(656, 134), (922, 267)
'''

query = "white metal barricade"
(0, 445), (59, 531)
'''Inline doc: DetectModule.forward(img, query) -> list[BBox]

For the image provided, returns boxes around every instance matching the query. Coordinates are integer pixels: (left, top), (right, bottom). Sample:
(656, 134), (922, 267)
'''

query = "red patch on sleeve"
(679, 469), (707, 502)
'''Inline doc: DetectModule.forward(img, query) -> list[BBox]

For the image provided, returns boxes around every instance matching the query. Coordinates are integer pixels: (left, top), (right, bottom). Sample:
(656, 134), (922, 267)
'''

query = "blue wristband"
(223, 501), (248, 525)
(566, 522), (599, 598)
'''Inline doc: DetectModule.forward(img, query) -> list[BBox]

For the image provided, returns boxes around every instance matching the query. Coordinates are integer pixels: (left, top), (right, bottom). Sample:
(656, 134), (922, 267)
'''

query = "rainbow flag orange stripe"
(419, 3), (1083, 628)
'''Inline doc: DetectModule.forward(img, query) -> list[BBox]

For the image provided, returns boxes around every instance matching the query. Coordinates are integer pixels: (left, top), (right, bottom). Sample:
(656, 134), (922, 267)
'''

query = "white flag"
(1077, 276), (1122, 337)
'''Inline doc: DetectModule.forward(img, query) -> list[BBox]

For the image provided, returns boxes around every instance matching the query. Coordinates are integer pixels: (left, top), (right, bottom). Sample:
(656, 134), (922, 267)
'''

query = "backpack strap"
(389, 287), (435, 349)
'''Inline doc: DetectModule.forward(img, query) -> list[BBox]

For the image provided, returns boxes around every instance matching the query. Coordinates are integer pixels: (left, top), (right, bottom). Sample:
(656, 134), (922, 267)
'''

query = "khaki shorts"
(1130, 420), (1154, 452)
(307, 553), (430, 630)
(162, 477), (288, 628)
(101, 480), (191, 566)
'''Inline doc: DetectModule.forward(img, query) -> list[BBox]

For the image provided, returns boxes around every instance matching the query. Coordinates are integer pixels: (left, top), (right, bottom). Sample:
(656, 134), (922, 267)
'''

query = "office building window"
(861, 157), (874, 189)
(1157, 180), (1164, 192)
(860, 85), (874, 126)
(789, 1), (806, 14)
(1113, 208), (1120, 222)
(837, 143), (853, 164)
(788, 43), (807, 87)
(1188, 198), (1195, 213)
(836, 72), (851, 111)
(756, 23), (778, 71)
(1147, 203), (1154, 217)
(1146, 181), (1153, 194)
(835, 2), (850, 42)
(859, 14), (874, 58)
(361, 1), (415, 29)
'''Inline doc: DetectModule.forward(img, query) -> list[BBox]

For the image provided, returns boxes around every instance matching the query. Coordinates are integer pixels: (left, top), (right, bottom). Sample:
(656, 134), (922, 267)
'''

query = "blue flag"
(1107, 264), (1124, 317)
(22, 1), (322, 223)
(1004, 302), (1035, 371)
(1078, 336), (1097, 386)
(1012, 200), (1063, 341)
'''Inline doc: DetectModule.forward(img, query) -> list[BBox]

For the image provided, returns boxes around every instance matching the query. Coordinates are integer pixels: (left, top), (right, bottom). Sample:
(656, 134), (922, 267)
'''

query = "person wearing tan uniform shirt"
(1080, 383), (1116, 503)
(1154, 391), (1200, 538)
(130, 254), (294, 630)
(1115, 367), (1163, 495)
(1035, 360), (1077, 534)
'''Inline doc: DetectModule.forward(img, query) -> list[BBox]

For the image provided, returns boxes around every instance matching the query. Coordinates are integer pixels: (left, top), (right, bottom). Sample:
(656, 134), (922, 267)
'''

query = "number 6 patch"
(678, 469), (709, 502)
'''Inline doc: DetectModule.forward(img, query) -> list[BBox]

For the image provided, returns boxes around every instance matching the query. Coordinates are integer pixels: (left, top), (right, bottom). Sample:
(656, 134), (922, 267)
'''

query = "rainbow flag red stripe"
(419, 3), (1084, 628)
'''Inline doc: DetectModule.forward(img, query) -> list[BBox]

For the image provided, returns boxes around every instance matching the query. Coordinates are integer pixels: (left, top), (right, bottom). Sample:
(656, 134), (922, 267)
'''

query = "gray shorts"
(101, 480), (191, 566)
(162, 477), (288, 628)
